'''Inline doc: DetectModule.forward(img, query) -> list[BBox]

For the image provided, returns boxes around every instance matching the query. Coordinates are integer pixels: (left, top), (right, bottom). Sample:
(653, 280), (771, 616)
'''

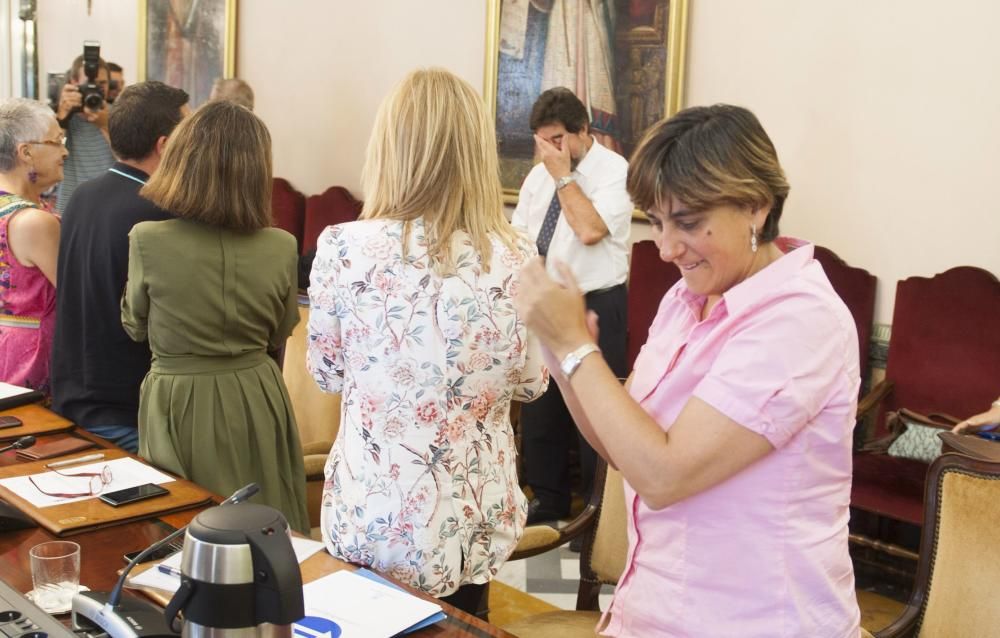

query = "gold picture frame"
(137, 0), (237, 107)
(485, 0), (688, 214)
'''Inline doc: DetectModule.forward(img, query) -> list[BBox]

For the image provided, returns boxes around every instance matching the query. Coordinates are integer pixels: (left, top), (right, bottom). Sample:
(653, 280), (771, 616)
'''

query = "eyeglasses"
(26, 136), (67, 148)
(28, 465), (113, 498)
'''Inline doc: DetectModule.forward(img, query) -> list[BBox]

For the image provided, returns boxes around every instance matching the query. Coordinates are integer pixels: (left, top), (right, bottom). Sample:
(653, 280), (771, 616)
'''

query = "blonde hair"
(141, 100), (272, 231)
(361, 68), (518, 272)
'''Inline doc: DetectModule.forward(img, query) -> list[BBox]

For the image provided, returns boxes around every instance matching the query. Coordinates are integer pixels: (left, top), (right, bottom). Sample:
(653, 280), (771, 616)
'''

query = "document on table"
(127, 537), (326, 593)
(0, 381), (34, 400)
(295, 570), (443, 638)
(0, 457), (174, 508)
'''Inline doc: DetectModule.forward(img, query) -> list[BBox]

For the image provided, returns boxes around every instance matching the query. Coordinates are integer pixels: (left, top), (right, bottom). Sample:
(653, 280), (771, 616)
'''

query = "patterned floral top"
(0, 192), (57, 392)
(307, 218), (548, 597)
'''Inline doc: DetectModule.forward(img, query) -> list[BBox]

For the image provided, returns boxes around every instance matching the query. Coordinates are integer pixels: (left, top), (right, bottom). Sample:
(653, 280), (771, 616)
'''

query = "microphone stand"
(71, 483), (261, 638)
(0, 435), (36, 454)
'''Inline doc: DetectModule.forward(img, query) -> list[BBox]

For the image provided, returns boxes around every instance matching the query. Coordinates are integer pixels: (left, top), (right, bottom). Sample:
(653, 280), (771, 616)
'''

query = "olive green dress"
(121, 218), (309, 534)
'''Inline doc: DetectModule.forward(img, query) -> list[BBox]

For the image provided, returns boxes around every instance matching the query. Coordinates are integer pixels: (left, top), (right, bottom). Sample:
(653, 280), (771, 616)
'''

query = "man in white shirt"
(512, 87), (632, 526)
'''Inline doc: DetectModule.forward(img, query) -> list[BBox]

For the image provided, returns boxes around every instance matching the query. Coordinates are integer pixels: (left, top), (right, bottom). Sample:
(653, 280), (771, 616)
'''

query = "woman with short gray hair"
(0, 98), (66, 392)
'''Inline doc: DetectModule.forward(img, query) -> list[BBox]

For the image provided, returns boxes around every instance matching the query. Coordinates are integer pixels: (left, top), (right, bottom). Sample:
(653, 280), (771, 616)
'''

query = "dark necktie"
(536, 190), (562, 257)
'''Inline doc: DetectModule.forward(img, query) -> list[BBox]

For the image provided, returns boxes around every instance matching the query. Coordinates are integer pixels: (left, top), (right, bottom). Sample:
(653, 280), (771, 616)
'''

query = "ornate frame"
(484, 0), (688, 209)
(137, 0), (237, 106)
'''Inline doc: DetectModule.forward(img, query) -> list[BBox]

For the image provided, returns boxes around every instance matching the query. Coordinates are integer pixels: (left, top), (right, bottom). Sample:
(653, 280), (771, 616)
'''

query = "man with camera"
(54, 44), (115, 214)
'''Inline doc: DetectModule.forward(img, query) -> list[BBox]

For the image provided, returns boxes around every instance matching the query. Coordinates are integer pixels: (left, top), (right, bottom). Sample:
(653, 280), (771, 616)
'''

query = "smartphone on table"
(99, 483), (169, 507)
(0, 416), (23, 429)
(123, 543), (181, 564)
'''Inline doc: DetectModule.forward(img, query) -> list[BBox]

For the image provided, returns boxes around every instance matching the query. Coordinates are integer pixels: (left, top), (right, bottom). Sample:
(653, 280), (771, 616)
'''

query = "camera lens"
(84, 92), (103, 110)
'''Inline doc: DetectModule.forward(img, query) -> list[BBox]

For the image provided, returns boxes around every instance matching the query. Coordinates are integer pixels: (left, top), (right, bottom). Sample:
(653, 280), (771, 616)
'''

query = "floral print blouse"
(307, 219), (548, 597)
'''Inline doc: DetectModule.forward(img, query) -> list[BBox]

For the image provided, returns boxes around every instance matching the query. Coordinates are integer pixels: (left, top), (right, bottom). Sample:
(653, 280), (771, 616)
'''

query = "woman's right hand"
(952, 401), (1000, 433)
(515, 257), (594, 361)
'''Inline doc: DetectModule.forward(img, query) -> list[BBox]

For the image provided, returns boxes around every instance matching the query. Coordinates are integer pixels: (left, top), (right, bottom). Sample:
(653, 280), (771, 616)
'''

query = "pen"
(157, 565), (183, 578)
(45, 453), (105, 468)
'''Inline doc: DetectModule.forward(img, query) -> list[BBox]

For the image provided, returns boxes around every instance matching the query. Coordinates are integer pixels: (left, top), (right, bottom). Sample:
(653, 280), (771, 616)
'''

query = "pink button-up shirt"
(603, 239), (861, 637)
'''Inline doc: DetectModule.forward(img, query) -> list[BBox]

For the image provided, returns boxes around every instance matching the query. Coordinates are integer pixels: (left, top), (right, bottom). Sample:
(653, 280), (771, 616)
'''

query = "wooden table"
(0, 404), (513, 637)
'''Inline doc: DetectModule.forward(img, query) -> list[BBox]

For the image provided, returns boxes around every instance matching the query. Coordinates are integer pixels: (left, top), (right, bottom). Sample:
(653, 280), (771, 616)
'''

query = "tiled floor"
(494, 542), (615, 612)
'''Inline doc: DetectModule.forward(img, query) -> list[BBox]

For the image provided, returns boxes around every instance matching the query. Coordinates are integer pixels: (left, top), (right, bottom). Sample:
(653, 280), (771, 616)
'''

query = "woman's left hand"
(515, 257), (594, 360)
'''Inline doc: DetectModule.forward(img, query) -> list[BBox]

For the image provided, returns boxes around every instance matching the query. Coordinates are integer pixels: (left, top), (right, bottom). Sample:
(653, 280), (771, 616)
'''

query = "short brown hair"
(529, 87), (589, 133)
(109, 81), (189, 160)
(628, 104), (790, 242)
(141, 101), (272, 231)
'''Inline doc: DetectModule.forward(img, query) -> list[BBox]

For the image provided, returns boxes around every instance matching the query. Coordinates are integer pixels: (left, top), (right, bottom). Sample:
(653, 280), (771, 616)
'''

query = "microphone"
(71, 483), (260, 638)
(0, 435), (36, 454)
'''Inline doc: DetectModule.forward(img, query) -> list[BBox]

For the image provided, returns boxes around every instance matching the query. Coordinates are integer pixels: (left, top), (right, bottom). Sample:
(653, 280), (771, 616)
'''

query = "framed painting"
(485, 0), (688, 208)
(137, 0), (237, 107)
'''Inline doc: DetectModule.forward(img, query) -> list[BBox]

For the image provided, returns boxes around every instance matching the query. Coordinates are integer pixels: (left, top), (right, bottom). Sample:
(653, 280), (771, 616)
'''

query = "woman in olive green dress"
(121, 101), (308, 533)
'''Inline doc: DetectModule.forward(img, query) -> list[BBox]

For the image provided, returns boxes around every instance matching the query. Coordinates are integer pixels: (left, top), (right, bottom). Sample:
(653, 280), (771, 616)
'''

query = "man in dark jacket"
(51, 81), (189, 452)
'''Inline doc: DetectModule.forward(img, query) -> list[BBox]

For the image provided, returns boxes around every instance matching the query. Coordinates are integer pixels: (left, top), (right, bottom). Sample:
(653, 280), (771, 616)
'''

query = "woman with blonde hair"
(121, 100), (308, 533)
(0, 98), (65, 392)
(307, 68), (547, 615)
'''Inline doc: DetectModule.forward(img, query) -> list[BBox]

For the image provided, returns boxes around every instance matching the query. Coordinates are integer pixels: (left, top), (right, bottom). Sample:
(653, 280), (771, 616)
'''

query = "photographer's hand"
(57, 83), (82, 123)
(84, 101), (110, 132)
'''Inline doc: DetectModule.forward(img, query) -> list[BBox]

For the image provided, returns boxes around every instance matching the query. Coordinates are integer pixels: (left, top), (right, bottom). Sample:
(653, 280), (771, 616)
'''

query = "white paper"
(127, 537), (326, 593)
(0, 381), (34, 400)
(0, 457), (175, 508)
(298, 570), (442, 638)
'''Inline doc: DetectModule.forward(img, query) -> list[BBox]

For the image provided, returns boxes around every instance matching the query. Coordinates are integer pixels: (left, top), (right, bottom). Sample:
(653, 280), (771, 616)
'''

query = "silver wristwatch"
(560, 343), (601, 378)
(555, 174), (576, 190)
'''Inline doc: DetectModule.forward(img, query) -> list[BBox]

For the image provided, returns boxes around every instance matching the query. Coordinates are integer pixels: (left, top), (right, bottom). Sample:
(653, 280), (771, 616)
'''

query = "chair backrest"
(582, 463), (628, 585)
(282, 302), (342, 446)
(302, 186), (363, 255)
(879, 454), (1000, 636)
(626, 240), (681, 372)
(272, 178), (306, 254)
(812, 245), (877, 385)
(876, 266), (1000, 437)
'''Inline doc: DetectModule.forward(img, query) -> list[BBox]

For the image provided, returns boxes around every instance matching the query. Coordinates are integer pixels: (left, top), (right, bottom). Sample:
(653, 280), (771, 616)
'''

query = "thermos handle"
(164, 576), (195, 633)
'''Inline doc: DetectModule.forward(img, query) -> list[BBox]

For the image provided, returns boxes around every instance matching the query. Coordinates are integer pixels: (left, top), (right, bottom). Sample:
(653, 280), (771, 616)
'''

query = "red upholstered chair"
(271, 178), (306, 253)
(301, 186), (363, 255)
(851, 266), (1000, 561)
(626, 240), (680, 372)
(813, 245), (877, 389)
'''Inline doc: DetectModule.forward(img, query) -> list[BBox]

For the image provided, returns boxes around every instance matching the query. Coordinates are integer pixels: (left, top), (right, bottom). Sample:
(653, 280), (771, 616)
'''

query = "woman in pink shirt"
(516, 104), (862, 637)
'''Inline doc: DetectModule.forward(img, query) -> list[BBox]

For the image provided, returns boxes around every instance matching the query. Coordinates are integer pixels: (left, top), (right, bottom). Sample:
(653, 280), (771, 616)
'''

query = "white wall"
(238, 0), (489, 198)
(35, 0), (137, 85)
(684, 0), (1000, 322)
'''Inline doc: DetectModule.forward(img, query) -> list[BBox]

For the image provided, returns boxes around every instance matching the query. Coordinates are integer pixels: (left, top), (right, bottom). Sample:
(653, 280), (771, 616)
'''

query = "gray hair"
(209, 78), (254, 111)
(0, 98), (54, 172)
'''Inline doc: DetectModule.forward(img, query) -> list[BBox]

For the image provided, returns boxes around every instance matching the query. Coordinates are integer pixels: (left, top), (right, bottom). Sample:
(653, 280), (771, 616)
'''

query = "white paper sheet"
(298, 570), (442, 638)
(0, 381), (34, 400)
(0, 457), (175, 508)
(127, 537), (326, 593)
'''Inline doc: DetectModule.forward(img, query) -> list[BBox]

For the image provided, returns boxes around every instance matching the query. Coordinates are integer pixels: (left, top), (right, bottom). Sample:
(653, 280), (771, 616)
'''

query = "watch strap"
(560, 343), (601, 378)
(556, 175), (576, 190)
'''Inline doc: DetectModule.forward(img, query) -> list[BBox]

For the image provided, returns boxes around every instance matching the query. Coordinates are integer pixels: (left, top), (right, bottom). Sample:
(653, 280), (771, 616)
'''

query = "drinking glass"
(28, 541), (81, 613)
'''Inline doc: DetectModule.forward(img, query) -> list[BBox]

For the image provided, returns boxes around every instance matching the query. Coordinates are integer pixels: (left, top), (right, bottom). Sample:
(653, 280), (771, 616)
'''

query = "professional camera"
(77, 41), (104, 111)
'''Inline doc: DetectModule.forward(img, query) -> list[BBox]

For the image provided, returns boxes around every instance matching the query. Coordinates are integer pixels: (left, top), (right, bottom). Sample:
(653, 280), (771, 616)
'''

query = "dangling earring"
(27, 166), (38, 184)
(750, 223), (758, 253)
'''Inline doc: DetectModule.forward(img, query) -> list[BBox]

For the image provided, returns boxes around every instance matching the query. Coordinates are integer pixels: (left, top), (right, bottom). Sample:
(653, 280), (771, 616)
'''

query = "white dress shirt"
(511, 138), (632, 293)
